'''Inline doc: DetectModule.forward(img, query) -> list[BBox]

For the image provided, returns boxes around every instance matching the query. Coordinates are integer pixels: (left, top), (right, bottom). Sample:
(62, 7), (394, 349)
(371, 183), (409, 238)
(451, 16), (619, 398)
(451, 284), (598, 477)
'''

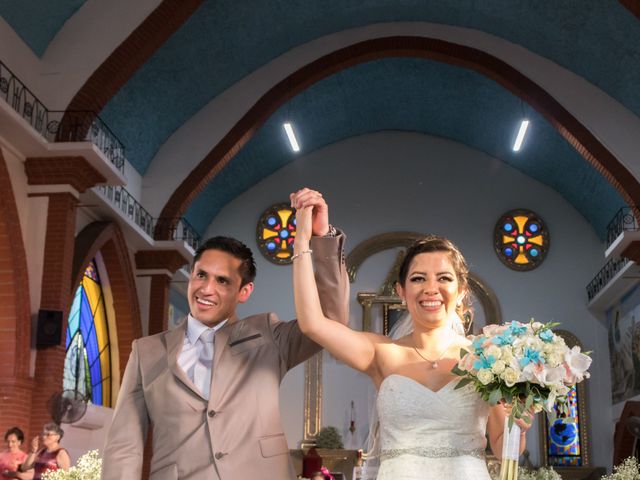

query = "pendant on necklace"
(431, 362), (438, 369)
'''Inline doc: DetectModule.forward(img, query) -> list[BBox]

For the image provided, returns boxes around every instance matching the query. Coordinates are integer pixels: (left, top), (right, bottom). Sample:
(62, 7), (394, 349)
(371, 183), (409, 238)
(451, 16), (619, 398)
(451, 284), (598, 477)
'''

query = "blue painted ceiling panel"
(184, 59), (624, 238)
(0, 0), (87, 56)
(98, 0), (640, 175)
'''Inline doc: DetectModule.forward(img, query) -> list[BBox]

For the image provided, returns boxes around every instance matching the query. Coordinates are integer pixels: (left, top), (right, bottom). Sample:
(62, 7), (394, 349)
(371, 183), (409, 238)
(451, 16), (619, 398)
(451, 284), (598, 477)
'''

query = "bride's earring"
(401, 299), (406, 307)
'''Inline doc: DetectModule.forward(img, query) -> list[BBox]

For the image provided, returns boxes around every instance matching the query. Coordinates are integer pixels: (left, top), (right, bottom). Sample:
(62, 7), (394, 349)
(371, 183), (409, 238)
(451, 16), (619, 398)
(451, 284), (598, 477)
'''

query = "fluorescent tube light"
(512, 120), (529, 152)
(283, 123), (300, 152)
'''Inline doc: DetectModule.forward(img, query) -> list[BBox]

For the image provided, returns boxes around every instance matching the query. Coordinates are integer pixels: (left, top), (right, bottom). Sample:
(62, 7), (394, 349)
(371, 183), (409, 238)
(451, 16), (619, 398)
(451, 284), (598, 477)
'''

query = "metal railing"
(586, 256), (630, 301)
(48, 111), (125, 172)
(96, 185), (154, 238)
(155, 217), (201, 251)
(2, 59), (200, 252)
(95, 187), (200, 250)
(0, 60), (125, 173)
(606, 207), (640, 250)
(0, 60), (49, 136)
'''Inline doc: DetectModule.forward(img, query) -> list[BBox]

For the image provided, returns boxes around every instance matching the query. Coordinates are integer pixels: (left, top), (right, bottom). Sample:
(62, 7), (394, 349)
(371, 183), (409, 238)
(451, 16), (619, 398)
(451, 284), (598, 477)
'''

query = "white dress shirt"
(178, 314), (228, 399)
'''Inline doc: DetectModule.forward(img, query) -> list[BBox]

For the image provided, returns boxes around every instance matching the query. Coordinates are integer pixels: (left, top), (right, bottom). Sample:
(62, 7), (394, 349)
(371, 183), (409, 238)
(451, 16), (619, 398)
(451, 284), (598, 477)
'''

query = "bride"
(291, 201), (534, 479)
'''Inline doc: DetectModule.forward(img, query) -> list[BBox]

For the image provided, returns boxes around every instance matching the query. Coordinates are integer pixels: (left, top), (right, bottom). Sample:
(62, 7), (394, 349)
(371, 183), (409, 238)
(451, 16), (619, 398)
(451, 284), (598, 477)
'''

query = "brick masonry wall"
(0, 149), (34, 439)
(31, 192), (79, 433)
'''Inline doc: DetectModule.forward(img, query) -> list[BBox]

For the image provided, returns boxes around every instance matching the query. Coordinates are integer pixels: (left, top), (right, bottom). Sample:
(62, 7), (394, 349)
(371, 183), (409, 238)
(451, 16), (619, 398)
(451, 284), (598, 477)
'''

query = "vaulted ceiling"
(2, 1), (639, 238)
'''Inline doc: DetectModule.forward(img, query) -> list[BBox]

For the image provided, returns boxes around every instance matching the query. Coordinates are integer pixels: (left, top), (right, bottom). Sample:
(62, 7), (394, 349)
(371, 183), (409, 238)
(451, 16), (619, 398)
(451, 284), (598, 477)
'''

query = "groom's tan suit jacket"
(102, 234), (348, 480)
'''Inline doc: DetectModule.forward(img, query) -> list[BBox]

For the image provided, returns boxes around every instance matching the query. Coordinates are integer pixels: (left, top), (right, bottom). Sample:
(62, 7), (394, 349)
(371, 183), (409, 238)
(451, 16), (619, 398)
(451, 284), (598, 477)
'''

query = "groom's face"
(187, 249), (253, 326)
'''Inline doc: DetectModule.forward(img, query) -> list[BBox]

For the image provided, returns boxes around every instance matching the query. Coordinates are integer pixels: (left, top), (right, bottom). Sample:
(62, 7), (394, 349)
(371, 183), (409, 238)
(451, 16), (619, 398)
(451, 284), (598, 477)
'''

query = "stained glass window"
(256, 203), (296, 264)
(493, 209), (549, 271)
(63, 259), (111, 406)
(546, 385), (582, 466)
(541, 330), (590, 467)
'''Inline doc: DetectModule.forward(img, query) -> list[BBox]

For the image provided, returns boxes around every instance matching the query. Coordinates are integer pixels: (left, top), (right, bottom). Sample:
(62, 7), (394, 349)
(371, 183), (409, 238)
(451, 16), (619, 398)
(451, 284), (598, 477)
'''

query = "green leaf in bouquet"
(451, 364), (467, 376)
(525, 394), (534, 410)
(489, 388), (502, 406)
(503, 388), (515, 404)
(547, 409), (557, 425)
(459, 347), (469, 357)
(454, 377), (473, 390)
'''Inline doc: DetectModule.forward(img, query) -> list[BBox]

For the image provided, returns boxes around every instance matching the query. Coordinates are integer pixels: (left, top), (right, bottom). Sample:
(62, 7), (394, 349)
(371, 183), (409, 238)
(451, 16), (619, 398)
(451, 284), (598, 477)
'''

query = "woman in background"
(20, 423), (69, 479)
(0, 427), (32, 479)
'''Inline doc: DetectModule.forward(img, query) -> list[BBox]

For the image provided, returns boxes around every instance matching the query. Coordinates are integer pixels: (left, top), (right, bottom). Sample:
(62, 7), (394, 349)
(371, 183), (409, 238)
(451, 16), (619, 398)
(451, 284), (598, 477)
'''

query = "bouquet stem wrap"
(499, 420), (521, 480)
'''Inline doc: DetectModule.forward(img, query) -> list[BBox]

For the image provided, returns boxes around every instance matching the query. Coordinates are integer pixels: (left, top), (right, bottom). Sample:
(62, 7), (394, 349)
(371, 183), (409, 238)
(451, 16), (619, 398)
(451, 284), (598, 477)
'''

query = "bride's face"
(396, 252), (464, 330)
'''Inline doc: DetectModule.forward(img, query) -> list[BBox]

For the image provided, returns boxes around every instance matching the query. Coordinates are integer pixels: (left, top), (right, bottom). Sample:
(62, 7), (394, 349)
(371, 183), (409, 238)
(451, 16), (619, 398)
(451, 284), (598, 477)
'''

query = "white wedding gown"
(375, 374), (492, 479)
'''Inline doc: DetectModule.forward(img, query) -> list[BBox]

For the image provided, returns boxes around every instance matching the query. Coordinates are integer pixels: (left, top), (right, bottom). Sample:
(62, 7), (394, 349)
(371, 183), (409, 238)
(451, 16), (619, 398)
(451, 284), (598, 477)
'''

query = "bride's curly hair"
(397, 235), (473, 329)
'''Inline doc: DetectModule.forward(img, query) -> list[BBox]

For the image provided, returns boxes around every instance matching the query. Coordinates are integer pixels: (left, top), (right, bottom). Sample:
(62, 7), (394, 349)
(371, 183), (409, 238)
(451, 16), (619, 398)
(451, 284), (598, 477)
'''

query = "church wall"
(205, 131), (611, 469)
(0, 142), (47, 324)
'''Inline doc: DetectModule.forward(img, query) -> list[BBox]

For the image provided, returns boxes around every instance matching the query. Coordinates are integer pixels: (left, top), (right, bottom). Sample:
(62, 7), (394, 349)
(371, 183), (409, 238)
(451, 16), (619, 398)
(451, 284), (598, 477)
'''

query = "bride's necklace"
(412, 337), (456, 369)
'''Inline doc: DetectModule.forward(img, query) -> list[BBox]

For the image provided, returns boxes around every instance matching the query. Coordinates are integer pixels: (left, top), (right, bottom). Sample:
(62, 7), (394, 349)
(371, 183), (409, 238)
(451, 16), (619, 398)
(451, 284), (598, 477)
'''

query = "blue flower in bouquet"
(491, 333), (514, 346)
(519, 347), (544, 368)
(473, 354), (496, 370)
(539, 329), (554, 343)
(472, 337), (486, 354)
(506, 321), (527, 336)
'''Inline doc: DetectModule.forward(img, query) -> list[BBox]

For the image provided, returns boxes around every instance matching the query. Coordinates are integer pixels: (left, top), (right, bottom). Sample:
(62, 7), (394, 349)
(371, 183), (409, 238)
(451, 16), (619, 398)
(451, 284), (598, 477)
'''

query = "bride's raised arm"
(293, 205), (379, 374)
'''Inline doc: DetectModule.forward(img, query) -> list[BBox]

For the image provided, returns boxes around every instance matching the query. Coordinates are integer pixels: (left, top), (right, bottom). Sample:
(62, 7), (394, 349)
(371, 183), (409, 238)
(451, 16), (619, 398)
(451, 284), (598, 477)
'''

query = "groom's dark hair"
(193, 236), (257, 287)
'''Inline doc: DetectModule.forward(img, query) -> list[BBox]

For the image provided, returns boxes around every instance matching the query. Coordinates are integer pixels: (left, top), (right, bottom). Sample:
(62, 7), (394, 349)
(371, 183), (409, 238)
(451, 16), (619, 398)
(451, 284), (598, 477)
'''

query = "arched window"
(63, 259), (112, 406)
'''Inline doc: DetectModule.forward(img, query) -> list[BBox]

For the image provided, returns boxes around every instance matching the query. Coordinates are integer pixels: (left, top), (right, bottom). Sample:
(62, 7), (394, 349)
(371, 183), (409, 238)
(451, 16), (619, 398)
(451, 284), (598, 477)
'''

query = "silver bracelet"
(291, 249), (313, 260)
(323, 224), (337, 237)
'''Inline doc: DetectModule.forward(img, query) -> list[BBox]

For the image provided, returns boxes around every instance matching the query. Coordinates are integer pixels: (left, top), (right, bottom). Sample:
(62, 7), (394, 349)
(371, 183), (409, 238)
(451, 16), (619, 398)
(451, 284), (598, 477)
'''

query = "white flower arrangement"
(41, 450), (101, 480)
(453, 320), (592, 424)
(490, 466), (563, 480)
(601, 456), (640, 480)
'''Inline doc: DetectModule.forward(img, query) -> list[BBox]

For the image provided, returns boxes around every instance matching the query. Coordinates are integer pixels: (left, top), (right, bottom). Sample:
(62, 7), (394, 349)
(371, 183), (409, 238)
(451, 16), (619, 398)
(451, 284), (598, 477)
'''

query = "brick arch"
(0, 149), (34, 437)
(620, 0), (640, 20)
(155, 36), (640, 236)
(73, 222), (142, 388)
(58, 0), (203, 139)
(0, 150), (31, 377)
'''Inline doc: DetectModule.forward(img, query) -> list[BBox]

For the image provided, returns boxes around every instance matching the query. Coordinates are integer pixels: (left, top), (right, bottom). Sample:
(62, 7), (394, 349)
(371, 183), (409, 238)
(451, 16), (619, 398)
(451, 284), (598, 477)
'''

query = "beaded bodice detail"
(375, 374), (492, 479)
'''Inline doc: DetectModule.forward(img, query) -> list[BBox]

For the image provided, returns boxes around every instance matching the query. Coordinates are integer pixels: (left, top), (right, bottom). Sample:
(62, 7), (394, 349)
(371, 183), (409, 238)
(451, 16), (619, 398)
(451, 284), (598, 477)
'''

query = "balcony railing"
(95, 187), (200, 250)
(96, 185), (154, 238)
(2, 59), (199, 253)
(606, 207), (640, 250)
(586, 256), (630, 301)
(155, 217), (201, 251)
(0, 60), (125, 173)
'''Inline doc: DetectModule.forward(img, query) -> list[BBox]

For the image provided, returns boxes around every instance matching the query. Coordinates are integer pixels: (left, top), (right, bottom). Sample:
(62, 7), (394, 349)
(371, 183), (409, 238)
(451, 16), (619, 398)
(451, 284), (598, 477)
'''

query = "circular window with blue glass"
(256, 203), (297, 264)
(494, 209), (549, 271)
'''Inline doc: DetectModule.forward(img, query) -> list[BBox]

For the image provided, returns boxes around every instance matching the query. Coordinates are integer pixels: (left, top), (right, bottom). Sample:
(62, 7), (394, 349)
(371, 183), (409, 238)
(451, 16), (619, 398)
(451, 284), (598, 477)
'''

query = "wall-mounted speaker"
(36, 309), (63, 348)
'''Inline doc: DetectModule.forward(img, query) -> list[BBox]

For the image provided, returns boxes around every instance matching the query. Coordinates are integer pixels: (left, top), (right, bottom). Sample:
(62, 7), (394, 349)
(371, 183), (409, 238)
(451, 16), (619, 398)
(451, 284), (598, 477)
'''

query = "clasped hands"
(289, 188), (329, 244)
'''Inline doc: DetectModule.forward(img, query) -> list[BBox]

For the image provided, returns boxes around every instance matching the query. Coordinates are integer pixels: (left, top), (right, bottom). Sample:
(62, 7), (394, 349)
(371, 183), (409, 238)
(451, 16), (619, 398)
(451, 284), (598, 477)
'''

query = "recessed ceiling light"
(283, 122), (300, 152)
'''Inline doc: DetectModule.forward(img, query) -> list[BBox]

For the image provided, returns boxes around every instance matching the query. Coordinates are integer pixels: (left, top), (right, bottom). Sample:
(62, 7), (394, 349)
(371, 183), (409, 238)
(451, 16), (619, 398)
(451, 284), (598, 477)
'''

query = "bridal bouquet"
(452, 320), (591, 480)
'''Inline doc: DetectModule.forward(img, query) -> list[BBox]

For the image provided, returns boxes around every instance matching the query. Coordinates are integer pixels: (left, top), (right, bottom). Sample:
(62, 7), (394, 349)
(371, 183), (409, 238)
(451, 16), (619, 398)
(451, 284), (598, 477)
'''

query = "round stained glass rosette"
(494, 209), (549, 271)
(256, 203), (296, 264)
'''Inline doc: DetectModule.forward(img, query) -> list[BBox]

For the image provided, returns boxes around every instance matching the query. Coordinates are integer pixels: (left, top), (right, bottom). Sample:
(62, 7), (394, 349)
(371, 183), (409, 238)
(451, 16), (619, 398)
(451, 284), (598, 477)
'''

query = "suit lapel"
(166, 319), (205, 400)
(209, 318), (244, 404)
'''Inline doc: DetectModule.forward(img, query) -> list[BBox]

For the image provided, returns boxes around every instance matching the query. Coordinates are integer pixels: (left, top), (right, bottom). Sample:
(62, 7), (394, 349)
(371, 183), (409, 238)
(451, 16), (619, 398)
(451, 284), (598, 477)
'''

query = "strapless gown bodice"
(376, 374), (491, 479)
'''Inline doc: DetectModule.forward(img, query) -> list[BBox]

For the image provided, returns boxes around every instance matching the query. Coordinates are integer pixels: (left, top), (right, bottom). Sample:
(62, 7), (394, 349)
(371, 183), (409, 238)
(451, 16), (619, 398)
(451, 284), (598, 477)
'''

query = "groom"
(102, 188), (349, 480)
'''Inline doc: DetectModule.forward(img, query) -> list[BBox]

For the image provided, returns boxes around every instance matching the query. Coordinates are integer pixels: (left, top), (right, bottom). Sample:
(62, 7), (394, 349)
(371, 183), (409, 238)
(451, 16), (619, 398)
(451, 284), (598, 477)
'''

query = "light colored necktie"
(194, 328), (215, 399)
